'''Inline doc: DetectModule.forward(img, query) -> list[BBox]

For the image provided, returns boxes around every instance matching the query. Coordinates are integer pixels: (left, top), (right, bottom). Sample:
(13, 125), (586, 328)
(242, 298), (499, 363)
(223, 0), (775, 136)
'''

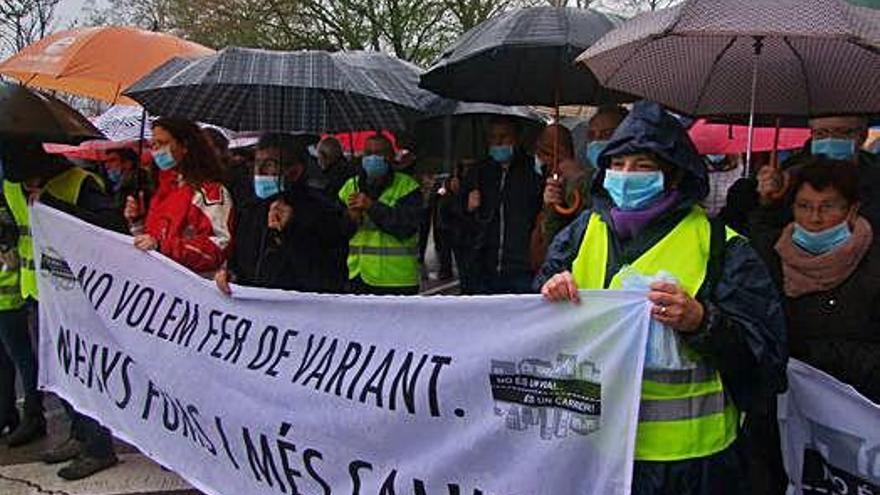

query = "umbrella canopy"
(688, 119), (811, 154)
(93, 104), (155, 142)
(0, 82), (104, 144)
(125, 47), (435, 133)
(0, 26), (214, 104)
(415, 100), (546, 163)
(420, 7), (628, 106)
(577, 0), (880, 118)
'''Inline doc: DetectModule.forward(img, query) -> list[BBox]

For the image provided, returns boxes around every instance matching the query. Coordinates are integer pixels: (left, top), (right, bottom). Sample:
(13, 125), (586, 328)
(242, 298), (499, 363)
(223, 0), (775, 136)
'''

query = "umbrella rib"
(692, 36), (737, 115)
(601, 34), (663, 87)
(782, 37), (813, 116)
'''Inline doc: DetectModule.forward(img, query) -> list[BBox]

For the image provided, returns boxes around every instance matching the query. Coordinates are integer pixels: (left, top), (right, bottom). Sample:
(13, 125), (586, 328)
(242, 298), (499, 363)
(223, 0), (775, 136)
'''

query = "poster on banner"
(779, 359), (880, 495)
(32, 203), (651, 495)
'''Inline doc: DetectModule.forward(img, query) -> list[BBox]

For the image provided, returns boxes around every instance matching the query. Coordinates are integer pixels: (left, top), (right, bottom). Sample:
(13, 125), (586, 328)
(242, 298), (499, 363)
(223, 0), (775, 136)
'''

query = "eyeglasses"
(793, 201), (849, 216)
(811, 127), (863, 140)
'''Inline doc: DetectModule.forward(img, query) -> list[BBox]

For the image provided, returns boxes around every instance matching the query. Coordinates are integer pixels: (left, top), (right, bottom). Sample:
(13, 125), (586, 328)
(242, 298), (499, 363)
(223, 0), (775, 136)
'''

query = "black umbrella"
(125, 47), (435, 133)
(420, 7), (629, 106)
(0, 82), (104, 144)
(415, 100), (545, 164)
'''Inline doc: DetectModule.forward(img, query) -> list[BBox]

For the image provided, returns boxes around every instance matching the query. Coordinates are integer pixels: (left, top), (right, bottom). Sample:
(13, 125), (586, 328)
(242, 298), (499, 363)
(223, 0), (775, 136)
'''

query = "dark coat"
(466, 149), (543, 293)
(41, 171), (128, 234)
(750, 207), (880, 404)
(229, 183), (352, 293)
(537, 101), (788, 416)
(310, 158), (359, 202)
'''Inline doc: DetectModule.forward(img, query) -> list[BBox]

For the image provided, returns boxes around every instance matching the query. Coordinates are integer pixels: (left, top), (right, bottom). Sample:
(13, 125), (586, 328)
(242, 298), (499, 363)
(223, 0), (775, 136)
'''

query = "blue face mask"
(153, 147), (177, 170)
(585, 140), (609, 168)
(254, 175), (283, 199)
(603, 169), (665, 211)
(811, 138), (856, 161)
(792, 222), (852, 255)
(362, 155), (389, 180)
(489, 145), (514, 163)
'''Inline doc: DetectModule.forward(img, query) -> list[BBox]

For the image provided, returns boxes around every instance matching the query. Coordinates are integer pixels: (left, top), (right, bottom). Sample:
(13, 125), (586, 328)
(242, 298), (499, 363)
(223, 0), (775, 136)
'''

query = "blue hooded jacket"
(594, 100), (709, 201)
(535, 101), (787, 415)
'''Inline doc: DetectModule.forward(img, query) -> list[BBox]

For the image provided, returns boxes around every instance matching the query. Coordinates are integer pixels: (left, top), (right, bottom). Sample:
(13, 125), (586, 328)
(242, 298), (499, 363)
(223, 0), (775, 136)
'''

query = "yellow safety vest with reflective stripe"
(572, 205), (740, 461)
(0, 246), (24, 311)
(3, 168), (104, 300)
(339, 173), (420, 288)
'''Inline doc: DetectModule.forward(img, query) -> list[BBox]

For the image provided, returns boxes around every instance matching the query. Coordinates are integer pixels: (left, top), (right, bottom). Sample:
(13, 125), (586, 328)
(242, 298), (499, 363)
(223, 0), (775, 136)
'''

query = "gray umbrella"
(578, 0), (880, 118)
(577, 0), (880, 171)
(415, 100), (546, 164)
(124, 47), (435, 133)
(420, 7), (629, 106)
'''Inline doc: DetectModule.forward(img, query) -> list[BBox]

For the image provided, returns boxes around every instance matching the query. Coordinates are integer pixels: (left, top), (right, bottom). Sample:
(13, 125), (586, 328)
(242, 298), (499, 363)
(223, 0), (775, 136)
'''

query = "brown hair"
(789, 156), (860, 205)
(537, 124), (574, 159)
(152, 117), (224, 186)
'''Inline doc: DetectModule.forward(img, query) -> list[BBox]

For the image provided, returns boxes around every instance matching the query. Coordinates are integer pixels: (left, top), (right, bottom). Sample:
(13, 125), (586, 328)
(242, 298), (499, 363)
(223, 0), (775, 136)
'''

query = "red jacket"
(145, 171), (234, 274)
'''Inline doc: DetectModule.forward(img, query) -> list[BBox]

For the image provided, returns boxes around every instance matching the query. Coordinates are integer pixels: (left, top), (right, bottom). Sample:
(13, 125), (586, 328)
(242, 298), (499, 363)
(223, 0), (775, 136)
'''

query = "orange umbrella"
(0, 26), (213, 104)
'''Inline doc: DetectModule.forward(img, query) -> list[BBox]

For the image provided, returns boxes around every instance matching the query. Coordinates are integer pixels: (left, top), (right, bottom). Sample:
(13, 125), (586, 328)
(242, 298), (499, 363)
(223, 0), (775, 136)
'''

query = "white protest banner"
(779, 359), (880, 495)
(32, 203), (650, 495)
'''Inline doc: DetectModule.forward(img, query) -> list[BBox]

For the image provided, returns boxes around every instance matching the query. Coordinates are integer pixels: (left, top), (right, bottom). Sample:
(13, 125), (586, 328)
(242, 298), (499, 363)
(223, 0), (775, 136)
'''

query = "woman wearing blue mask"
(124, 118), (233, 276)
(748, 158), (879, 494)
(752, 158), (878, 402)
(537, 101), (786, 495)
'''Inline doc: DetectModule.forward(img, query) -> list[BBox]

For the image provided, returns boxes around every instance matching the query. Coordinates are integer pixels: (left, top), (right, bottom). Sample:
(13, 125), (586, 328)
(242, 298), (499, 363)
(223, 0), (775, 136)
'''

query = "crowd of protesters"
(0, 101), (877, 495)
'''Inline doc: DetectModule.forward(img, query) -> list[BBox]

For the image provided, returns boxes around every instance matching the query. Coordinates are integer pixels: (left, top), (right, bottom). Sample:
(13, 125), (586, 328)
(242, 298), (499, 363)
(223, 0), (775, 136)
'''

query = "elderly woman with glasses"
(752, 156), (879, 403)
(747, 155), (880, 494)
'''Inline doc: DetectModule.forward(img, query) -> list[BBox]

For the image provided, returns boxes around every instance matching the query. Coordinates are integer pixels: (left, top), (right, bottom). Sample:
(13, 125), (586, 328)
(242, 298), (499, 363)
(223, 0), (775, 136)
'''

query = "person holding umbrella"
(339, 134), (422, 295)
(749, 157), (879, 494)
(756, 115), (880, 228)
(540, 124), (594, 250)
(465, 117), (543, 294)
(538, 101), (786, 495)
(215, 133), (351, 294)
(125, 118), (234, 277)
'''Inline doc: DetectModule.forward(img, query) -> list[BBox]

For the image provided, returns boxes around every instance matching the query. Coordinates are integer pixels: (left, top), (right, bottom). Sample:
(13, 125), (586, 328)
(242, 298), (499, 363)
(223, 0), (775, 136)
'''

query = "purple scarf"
(609, 191), (681, 240)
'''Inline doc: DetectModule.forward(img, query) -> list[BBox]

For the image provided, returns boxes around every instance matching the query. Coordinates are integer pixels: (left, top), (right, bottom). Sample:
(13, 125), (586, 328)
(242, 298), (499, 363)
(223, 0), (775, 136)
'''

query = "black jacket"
(229, 183), (352, 293)
(467, 150), (543, 287)
(750, 208), (880, 403)
(310, 159), (359, 202)
(41, 172), (128, 234)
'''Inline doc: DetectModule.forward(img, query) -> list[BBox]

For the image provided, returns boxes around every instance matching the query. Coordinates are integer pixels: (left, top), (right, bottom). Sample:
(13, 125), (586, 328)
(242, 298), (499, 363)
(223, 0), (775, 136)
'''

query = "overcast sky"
(56, 0), (107, 29)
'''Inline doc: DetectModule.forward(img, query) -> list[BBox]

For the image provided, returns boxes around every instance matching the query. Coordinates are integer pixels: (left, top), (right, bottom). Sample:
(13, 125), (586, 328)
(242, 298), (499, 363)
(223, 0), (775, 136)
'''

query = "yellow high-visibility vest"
(338, 173), (420, 288)
(572, 205), (740, 461)
(4, 168), (104, 300)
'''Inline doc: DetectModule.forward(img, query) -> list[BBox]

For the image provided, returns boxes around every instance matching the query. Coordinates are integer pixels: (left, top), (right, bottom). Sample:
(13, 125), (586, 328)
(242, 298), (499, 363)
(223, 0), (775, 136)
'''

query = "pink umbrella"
(43, 140), (152, 165)
(688, 119), (810, 156)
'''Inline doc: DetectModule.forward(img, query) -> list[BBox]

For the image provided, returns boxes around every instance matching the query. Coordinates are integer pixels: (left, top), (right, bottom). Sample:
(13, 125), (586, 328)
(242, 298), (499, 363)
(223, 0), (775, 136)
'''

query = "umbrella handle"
(553, 188), (582, 217)
(770, 117), (782, 169)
